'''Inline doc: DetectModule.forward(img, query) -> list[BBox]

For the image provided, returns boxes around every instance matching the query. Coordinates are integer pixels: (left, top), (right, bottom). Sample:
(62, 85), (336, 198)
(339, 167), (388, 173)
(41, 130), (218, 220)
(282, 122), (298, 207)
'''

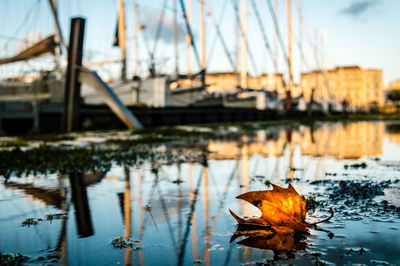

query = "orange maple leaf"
(230, 184), (310, 234)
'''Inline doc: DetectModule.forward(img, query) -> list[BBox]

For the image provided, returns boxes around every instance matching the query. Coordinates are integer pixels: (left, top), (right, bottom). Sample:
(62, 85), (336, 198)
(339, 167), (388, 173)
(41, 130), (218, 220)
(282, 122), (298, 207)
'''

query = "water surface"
(1, 121), (400, 265)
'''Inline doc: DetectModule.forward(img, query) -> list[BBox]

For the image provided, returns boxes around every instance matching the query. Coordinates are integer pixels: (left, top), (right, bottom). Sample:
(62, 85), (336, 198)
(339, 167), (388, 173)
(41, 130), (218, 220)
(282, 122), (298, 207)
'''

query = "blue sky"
(0, 0), (399, 85)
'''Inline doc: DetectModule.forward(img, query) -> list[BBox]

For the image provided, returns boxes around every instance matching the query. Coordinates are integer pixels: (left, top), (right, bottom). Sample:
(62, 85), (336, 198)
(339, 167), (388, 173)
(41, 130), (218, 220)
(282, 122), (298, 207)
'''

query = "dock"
(0, 102), (328, 134)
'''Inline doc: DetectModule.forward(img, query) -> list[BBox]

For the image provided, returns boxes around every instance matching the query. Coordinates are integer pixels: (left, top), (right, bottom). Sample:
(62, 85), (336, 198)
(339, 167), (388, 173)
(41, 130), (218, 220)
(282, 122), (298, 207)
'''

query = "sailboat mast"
(297, 0), (302, 73)
(200, 0), (206, 70)
(286, 0), (293, 110)
(273, 0), (278, 75)
(174, 0), (179, 76)
(133, 0), (139, 77)
(186, 0), (191, 77)
(118, 0), (127, 81)
(48, 0), (65, 69)
(240, 0), (247, 89)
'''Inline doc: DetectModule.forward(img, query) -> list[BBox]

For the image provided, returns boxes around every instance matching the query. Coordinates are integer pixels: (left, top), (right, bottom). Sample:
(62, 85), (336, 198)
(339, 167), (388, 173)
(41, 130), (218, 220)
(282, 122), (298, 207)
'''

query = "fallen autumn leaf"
(229, 183), (333, 233)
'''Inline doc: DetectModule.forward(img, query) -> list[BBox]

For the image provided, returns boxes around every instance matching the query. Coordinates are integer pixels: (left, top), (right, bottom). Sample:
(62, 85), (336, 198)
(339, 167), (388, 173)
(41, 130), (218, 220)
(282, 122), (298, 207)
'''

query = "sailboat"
(0, 0), (66, 107)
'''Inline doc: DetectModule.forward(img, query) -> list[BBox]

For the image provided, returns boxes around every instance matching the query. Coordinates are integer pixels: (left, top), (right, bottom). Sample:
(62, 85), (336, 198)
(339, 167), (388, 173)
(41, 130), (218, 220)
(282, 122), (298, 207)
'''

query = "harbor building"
(173, 72), (285, 94)
(300, 66), (384, 108)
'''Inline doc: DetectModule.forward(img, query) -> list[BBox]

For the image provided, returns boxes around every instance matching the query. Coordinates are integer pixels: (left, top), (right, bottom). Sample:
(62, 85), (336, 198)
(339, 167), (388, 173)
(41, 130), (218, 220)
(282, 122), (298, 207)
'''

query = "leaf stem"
(310, 208), (334, 225)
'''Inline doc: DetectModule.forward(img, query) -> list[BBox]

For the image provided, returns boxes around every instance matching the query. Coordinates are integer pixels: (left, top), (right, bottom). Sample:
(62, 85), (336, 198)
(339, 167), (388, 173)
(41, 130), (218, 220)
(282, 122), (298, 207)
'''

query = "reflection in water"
(189, 162), (199, 265)
(208, 121), (384, 160)
(230, 224), (307, 260)
(69, 172), (94, 238)
(123, 166), (132, 265)
(386, 122), (400, 144)
(4, 182), (64, 209)
(1, 122), (400, 265)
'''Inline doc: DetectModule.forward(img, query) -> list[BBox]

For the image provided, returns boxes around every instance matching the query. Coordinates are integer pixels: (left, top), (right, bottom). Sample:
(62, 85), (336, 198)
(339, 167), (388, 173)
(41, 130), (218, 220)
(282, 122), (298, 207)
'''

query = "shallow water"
(1, 121), (400, 265)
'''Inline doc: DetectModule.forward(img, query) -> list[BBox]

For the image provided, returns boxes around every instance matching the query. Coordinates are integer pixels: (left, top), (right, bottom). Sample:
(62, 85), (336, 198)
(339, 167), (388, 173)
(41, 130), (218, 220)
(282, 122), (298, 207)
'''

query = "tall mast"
(235, 16), (240, 87)
(48, 0), (65, 69)
(286, 0), (293, 110)
(118, 0), (127, 81)
(186, 0), (191, 77)
(174, 0), (179, 76)
(133, 0), (139, 76)
(200, 0), (206, 70)
(240, 0), (247, 89)
(273, 0), (278, 75)
(297, 0), (302, 73)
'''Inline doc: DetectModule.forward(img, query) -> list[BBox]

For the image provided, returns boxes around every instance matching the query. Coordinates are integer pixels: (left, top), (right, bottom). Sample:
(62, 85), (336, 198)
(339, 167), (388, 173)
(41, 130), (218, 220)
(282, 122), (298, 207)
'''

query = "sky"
(0, 0), (399, 86)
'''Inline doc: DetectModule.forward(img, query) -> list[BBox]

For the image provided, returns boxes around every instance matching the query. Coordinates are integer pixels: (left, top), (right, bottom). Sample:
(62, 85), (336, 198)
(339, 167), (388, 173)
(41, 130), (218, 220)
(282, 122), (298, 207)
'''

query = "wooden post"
(32, 101), (40, 132)
(0, 103), (3, 134)
(62, 17), (85, 132)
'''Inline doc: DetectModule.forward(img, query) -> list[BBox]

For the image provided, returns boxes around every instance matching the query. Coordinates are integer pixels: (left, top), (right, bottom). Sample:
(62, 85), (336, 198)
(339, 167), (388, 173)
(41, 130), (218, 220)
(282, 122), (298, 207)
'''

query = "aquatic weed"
(0, 139), (28, 148)
(21, 218), (39, 227)
(305, 196), (319, 212)
(0, 252), (29, 266)
(45, 213), (67, 223)
(172, 178), (183, 184)
(344, 162), (367, 170)
(111, 237), (142, 249)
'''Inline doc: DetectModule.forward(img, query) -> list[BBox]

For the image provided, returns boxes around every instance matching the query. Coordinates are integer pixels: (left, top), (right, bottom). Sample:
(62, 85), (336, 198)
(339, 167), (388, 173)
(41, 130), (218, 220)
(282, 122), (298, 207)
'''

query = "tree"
(387, 89), (400, 102)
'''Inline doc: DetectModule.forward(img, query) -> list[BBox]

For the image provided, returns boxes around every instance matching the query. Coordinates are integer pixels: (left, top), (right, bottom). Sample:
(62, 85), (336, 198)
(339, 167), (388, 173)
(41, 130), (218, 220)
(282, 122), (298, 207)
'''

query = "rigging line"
(5, 0), (41, 48)
(299, 17), (333, 100)
(204, 0), (235, 71)
(296, 0), (304, 73)
(152, 0), (168, 60)
(206, 165), (223, 201)
(177, 163), (203, 266)
(292, 31), (310, 71)
(141, 167), (160, 229)
(222, 242), (234, 266)
(250, 0), (275, 70)
(266, 0), (289, 70)
(137, 5), (153, 60)
(0, 34), (21, 41)
(208, 159), (238, 234)
(30, 0), (43, 37)
(230, 0), (259, 76)
(203, 0), (226, 68)
(156, 185), (179, 253)
(179, 0), (202, 70)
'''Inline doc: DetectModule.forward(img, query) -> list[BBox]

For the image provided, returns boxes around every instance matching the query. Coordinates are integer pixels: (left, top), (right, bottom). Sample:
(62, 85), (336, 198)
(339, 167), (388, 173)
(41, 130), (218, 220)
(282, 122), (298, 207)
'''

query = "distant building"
(173, 72), (285, 95)
(300, 66), (384, 108)
(388, 79), (400, 90)
(247, 73), (285, 96)
(205, 72), (238, 92)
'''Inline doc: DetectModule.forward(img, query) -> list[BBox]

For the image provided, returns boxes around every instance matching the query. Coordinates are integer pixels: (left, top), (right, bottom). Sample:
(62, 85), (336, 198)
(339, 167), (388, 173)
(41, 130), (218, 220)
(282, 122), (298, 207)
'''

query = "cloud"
(17, 32), (43, 52)
(140, 8), (186, 46)
(339, 0), (381, 18)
